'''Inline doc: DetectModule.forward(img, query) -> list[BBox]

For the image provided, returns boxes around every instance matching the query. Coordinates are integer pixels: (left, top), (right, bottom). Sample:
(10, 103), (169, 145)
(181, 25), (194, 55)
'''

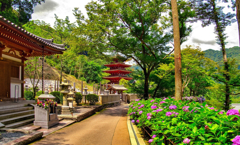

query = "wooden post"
(171, 0), (182, 100)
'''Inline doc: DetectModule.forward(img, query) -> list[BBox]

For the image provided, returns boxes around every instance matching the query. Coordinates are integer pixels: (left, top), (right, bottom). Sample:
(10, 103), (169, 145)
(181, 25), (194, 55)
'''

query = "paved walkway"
(32, 104), (130, 145)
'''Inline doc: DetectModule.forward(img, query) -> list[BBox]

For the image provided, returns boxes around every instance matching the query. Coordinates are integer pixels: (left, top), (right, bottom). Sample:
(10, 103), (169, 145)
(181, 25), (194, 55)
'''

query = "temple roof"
(103, 69), (132, 74)
(104, 63), (132, 68)
(0, 16), (65, 57)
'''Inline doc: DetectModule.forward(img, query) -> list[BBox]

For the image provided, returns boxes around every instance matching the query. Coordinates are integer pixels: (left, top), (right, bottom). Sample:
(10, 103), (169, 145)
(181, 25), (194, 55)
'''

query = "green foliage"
(129, 98), (240, 144)
(75, 92), (82, 105)
(24, 91), (34, 100)
(82, 61), (103, 83)
(36, 91), (43, 97)
(50, 91), (63, 104)
(86, 94), (99, 105)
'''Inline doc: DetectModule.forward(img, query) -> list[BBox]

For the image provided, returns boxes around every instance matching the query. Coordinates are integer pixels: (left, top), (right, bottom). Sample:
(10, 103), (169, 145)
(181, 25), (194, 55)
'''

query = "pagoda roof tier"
(103, 69), (132, 74)
(104, 63), (131, 68)
(0, 16), (65, 57)
(103, 76), (132, 80)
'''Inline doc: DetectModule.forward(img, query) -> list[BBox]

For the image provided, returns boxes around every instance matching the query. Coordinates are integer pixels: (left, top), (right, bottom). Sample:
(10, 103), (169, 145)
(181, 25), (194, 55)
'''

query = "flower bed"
(36, 99), (57, 113)
(128, 97), (240, 145)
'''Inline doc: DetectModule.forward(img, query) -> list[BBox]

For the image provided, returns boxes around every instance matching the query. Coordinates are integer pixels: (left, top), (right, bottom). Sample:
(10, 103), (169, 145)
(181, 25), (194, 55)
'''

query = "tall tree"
(86, 0), (172, 99)
(0, 0), (45, 25)
(171, 0), (182, 100)
(191, 0), (236, 110)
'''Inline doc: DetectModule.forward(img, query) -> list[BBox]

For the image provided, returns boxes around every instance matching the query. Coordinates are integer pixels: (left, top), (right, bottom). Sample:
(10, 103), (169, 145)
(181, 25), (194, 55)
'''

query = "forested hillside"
(204, 46), (240, 67)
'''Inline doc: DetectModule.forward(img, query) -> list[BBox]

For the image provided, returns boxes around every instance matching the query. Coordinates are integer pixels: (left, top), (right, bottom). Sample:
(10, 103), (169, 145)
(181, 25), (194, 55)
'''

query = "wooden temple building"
(0, 16), (65, 101)
(102, 56), (132, 95)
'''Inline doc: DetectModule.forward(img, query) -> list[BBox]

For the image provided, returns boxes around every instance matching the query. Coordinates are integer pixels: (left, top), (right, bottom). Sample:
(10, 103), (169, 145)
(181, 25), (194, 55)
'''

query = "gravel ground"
(0, 131), (25, 145)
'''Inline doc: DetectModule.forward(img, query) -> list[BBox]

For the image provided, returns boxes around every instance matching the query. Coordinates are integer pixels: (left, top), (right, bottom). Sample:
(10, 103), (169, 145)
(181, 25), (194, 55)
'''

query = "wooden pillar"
(21, 58), (25, 99)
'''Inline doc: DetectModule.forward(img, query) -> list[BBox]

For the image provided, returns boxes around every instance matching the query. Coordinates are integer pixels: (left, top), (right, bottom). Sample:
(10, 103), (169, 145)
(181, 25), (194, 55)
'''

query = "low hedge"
(128, 97), (240, 145)
(50, 91), (63, 104)
(86, 94), (99, 105)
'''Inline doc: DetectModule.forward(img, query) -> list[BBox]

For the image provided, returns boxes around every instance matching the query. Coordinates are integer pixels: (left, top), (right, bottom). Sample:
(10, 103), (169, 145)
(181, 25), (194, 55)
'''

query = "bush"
(50, 91), (63, 104)
(24, 91), (34, 100)
(86, 94), (99, 105)
(129, 97), (240, 144)
(36, 91), (43, 96)
(75, 92), (82, 105)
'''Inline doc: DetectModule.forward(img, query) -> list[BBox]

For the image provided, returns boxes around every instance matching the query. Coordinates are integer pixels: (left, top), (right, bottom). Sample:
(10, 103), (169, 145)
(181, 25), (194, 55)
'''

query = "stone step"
(5, 118), (35, 128)
(0, 110), (34, 120)
(0, 114), (34, 125)
(0, 106), (33, 115)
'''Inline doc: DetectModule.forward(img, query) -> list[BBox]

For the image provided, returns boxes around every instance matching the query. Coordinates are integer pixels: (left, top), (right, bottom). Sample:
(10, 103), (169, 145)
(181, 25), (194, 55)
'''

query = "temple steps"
(0, 106), (34, 128)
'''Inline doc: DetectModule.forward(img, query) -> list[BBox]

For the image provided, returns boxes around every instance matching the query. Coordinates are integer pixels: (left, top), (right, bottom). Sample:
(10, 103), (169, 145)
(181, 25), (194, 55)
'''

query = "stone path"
(32, 104), (130, 145)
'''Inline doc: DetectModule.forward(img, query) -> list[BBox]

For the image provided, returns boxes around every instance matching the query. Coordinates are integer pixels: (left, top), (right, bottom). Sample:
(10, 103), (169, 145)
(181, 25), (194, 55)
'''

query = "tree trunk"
(153, 79), (161, 98)
(212, 0), (230, 111)
(236, 0), (240, 46)
(171, 0), (182, 100)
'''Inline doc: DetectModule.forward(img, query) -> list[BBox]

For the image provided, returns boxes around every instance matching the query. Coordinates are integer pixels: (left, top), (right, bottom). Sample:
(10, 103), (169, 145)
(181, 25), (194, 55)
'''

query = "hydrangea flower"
(135, 99), (140, 101)
(152, 135), (156, 138)
(173, 112), (179, 115)
(133, 107), (136, 109)
(149, 139), (153, 143)
(208, 107), (214, 110)
(232, 135), (240, 145)
(147, 113), (152, 117)
(182, 106), (189, 112)
(169, 105), (177, 110)
(150, 100), (154, 103)
(219, 111), (223, 115)
(183, 138), (190, 144)
(227, 109), (240, 116)
(138, 104), (144, 109)
(138, 103), (141, 105)
(131, 120), (135, 123)
(205, 125), (209, 130)
(156, 108), (163, 112)
(136, 120), (139, 123)
(166, 112), (172, 116)
(147, 116), (151, 120)
(160, 101), (166, 104)
(139, 111), (143, 114)
(151, 105), (157, 109)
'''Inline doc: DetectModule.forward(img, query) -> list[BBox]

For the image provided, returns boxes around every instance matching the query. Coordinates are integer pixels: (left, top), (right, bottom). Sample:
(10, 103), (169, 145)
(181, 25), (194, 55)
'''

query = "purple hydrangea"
(149, 139), (153, 143)
(152, 135), (156, 138)
(232, 135), (240, 145)
(160, 101), (166, 104)
(169, 105), (177, 110)
(173, 112), (179, 115)
(166, 112), (172, 116)
(150, 100), (154, 103)
(183, 138), (191, 144)
(131, 120), (135, 123)
(147, 116), (151, 120)
(151, 105), (157, 109)
(227, 109), (240, 116)
(139, 111), (143, 114)
(135, 99), (140, 101)
(156, 108), (163, 112)
(208, 107), (214, 110)
(138, 103), (141, 105)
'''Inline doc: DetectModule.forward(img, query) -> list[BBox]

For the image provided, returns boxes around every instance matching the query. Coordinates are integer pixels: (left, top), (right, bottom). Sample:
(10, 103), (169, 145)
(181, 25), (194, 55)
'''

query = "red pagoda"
(103, 56), (132, 84)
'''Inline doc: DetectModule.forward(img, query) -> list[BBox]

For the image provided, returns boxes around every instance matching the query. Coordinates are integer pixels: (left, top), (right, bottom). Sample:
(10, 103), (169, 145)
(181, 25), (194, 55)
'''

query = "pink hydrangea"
(136, 120), (139, 123)
(227, 109), (240, 116)
(138, 103), (141, 105)
(151, 105), (157, 109)
(183, 138), (190, 144)
(154, 103), (158, 104)
(139, 111), (143, 114)
(133, 107), (135, 109)
(173, 112), (179, 115)
(138, 104), (144, 109)
(156, 108), (163, 112)
(169, 105), (177, 110)
(182, 106), (189, 112)
(208, 107), (214, 110)
(147, 116), (151, 120)
(232, 135), (240, 145)
(135, 99), (140, 101)
(152, 135), (156, 138)
(131, 120), (135, 123)
(160, 101), (166, 104)
(150, 100), (154, 103)
(219, 111), (223, 115)
(166, 112), (172, 116)
(149, 139), (153, 143)
(147, 113), (152, 117)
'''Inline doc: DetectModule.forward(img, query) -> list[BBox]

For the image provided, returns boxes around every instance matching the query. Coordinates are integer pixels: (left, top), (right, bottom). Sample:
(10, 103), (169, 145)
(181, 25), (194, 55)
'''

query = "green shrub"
(36, 91), (43, 97)
(50, 91), (63, 104)
(86, 94), (99, 105)
(75, 92), (82, 105)
(24, 91), (34, 100)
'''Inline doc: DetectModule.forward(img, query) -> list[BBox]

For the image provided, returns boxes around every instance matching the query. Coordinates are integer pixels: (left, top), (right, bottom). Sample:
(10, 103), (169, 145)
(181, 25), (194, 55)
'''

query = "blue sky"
(31, 0), (239, 51)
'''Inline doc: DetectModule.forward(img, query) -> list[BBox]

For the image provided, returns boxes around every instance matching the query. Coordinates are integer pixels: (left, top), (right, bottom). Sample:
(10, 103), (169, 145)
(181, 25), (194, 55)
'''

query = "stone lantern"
(84, 86), (88, 95)
(60, 79), (71, 114)
(68, 89), (74, 108)
(48, 84), (53, 93)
